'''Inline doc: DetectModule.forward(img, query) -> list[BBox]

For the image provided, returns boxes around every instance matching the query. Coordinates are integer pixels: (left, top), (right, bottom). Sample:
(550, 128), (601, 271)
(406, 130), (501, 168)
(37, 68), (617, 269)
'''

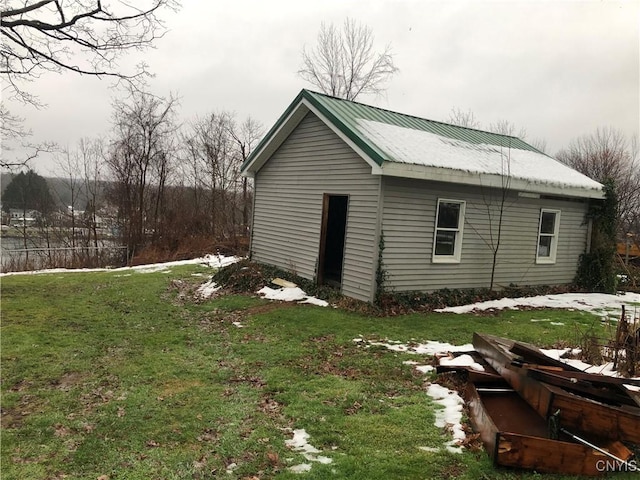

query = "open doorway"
(318, 194), (349, 288)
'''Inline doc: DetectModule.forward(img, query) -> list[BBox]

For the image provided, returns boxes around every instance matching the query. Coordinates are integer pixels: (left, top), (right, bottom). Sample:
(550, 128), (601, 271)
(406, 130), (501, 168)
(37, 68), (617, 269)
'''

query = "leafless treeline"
(56, 89), (263, 261)
(556, 127), (640, 241)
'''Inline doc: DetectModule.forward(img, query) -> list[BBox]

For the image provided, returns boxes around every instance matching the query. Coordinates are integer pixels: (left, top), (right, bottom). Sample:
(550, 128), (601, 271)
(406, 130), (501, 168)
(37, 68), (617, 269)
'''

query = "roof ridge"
(302, 89), (524, 142)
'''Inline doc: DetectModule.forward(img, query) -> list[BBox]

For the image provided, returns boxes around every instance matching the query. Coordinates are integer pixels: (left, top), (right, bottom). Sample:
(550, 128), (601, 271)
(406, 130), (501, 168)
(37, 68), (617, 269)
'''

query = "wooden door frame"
(317, 193), (349, 286)
(317, 194), (331, 285)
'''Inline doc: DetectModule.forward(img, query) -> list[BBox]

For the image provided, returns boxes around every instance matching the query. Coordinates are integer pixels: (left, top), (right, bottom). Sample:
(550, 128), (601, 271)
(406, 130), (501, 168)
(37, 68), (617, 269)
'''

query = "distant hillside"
(1, 173), (109, 210)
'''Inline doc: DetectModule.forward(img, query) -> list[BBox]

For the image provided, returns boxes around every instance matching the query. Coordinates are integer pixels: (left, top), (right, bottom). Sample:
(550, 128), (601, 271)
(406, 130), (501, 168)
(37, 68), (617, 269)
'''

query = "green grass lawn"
(1, 265), (635, 479)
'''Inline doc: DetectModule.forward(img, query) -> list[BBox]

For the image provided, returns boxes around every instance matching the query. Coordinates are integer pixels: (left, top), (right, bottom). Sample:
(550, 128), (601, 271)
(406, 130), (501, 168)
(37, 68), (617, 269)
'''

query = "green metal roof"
(242, 89), (543, 171)
(304, 90), (543, 166)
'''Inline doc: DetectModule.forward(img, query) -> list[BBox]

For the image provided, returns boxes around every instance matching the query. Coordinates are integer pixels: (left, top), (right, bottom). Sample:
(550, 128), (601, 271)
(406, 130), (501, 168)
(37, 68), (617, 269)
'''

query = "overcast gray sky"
(3, 0), (639, 176)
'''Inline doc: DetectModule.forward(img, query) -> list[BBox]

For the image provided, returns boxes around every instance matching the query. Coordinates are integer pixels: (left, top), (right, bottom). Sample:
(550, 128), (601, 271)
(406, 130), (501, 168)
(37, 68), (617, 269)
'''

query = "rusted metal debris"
(435, 333), (640, 476)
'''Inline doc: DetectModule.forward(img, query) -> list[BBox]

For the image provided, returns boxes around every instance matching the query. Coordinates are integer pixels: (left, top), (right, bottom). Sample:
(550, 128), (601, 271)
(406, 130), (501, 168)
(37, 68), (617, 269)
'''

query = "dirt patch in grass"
(2, 394), (49, 429)
(160, 379), (205, 397)
(53, 372), (88, 392)
(438, 459), (466, 479)
(258, 395), (285, 421)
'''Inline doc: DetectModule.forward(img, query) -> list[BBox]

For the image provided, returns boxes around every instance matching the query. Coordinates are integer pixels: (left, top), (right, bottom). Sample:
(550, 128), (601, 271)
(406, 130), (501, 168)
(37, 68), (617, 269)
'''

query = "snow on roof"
(356, 119), (603, 193)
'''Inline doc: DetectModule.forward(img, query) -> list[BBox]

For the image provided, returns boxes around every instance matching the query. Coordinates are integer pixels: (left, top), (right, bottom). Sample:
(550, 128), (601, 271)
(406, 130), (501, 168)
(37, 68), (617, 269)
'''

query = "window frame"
(432, 198), (466, 264)
(536, 208), (561, 264)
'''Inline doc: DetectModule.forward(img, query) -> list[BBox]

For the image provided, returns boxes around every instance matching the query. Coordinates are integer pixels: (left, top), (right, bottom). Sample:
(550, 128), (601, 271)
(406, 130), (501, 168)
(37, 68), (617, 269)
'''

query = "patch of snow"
(259, 286), (306, 301)
(196, 280), (221, 299)
(438, 354), (485, 372)
(416, 365), (435, 374)
(1, 254), (242, 277)
(402, 360), (419, 365)
(299, 296), (330, 307)
(540, 348), (571, 360)
(540, 353), (640, 391)
(285, 429), (332, 472)
(418, 446), (440, 453)
(289, 463), (312, 473)
(201, 254), (241, 269)
(437, 292), (640, 317)
(550, 322), (565, 326)
(356, 119), (602, 193)
(257, 286), (328, 307)
(425, 383), (465, 453)
(368, 340), (473, 355)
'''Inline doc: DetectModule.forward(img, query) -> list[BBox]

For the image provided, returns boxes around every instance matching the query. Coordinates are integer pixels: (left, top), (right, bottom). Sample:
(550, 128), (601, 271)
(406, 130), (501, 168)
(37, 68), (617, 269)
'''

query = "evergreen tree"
(1, 170), (55, 214)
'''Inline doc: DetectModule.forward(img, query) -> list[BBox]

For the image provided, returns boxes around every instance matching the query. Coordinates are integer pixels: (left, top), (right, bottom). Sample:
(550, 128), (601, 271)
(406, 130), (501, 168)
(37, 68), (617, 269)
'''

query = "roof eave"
(379, 162), (605, 200)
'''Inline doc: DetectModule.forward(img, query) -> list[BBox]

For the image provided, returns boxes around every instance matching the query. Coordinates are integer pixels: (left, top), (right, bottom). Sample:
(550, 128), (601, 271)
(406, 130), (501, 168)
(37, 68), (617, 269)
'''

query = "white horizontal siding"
(381, 177), (590, 292)
(251, 112), (380, 301)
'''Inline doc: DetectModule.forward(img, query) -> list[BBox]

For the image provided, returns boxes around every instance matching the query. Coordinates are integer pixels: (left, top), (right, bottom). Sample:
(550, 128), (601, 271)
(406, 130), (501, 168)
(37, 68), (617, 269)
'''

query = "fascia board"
(379, 162), (605, 200)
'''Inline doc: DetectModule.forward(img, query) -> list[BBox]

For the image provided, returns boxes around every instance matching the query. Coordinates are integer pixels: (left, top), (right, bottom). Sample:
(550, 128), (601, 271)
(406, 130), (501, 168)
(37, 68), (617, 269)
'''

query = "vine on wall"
(575, 178), (618, 293)
(375, 230), (388, 305)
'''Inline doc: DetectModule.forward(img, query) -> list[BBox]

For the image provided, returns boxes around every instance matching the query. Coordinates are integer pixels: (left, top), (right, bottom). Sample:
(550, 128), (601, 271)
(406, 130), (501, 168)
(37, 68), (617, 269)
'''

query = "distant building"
(8, 209), (40, 227)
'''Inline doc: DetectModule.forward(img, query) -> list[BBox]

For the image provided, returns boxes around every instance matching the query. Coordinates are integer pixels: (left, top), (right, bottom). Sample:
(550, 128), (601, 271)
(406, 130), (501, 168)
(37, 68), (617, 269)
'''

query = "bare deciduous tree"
(106, 89), (179, 257)
(556, 127), (640, 238)
(79, 138), (106, 251)
(446, 107), (481, 129)
(54, 147), (84, 249)
(228, 117), (263, 232)
(489, 119), (527, 140)
(1, 0), (179, 106)
(1, 1), (178, 169)
(0, 103), (57, 169)
(446, 110), (548, 154)
(179, 112), (261, 245)
(298, 18), (398, 100)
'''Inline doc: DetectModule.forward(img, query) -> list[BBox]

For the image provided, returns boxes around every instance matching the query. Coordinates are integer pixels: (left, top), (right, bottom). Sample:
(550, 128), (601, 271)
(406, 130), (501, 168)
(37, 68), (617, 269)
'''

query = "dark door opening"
(318, 194), (349, 288)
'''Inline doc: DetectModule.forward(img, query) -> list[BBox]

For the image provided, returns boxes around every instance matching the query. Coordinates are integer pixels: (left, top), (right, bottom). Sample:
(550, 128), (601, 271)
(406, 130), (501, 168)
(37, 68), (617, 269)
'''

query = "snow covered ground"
(437, 291), (640, 317)
(257, 286), (329, 307)
(0, 253), (241, 276)
(285, 429), (333, 473)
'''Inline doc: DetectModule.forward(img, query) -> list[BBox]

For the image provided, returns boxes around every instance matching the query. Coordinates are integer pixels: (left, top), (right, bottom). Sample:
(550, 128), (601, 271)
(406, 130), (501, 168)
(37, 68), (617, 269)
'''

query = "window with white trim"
(432, 199), (465, 263)
(536, 209), (560, 264)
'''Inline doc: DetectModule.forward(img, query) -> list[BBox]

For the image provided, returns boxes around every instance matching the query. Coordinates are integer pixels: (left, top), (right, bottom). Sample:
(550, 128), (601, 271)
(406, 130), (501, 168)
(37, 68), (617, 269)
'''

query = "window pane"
(435, 231), (456, 256)
(538, 235), (552, 257)
(437, 202), (460, 229)
(540, 211), (556, 234)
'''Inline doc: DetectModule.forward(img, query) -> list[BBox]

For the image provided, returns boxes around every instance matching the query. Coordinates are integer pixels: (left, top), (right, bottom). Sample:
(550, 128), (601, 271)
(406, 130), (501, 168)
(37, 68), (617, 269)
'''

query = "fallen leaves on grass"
(53, 423), (71, 437)
(197, 428), (219, 443)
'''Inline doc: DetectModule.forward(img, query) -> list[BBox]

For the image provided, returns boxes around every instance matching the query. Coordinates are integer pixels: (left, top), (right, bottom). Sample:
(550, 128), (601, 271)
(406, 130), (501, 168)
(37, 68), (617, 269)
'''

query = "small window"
(433, 199), (465, 263)
(536, 209), (560, 264)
